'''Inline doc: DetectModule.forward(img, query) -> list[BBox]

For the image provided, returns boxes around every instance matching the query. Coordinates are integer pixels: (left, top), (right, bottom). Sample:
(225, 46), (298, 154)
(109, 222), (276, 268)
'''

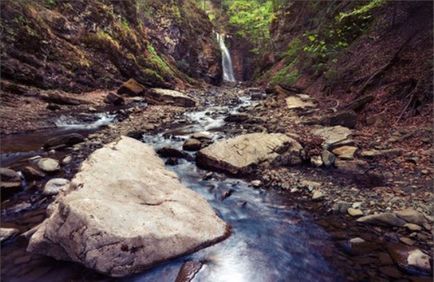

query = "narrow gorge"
(0, 1), (433, 281)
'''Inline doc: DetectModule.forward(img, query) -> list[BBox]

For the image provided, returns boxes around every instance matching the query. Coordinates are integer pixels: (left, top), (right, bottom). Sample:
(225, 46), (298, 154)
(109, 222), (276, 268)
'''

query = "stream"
(1, 92), (346, 282)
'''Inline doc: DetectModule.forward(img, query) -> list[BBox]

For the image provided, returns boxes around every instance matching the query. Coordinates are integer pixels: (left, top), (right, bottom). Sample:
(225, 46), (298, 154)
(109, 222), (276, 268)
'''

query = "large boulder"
(286, 94), (316, 110)
(197, 133), (303, 174)
(27, 137), (228, 277)
(145, 88), (196, 107)
(117, 79), (146, 96)
(311, 125), (352, 147)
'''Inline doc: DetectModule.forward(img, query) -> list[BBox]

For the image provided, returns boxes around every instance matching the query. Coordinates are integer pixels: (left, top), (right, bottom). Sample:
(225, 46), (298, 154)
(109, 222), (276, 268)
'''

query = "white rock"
(37, 158), (60, 172)
(0, 227), (19, 242)
(43, 178), (70, 195)
(28, 137), (228, 277)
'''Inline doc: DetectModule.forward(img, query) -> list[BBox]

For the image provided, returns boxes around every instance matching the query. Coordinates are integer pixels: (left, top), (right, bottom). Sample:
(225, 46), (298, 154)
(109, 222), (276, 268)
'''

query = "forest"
(0, 0), (432, 281)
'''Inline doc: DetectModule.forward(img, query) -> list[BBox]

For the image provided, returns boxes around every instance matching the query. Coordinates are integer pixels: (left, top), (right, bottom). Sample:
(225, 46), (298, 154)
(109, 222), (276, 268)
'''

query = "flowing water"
(216, 33), (236, 83)
(1, 94), (345, 281)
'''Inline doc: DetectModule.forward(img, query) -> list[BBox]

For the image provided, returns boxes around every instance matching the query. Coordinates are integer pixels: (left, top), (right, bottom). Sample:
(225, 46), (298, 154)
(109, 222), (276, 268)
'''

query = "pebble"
(349, 237), (365, 244)
(250, 180), (262, 188)
(347, 208), (364, 217)
(399, 237), (415, 246)
(312, 190), (324, 200)
(404, 223), (422, 231)
(310, 156), (323, 167)
(37, 158), (60, 172)
(62, 156), (72, 165)
(43, 178), (70, 195)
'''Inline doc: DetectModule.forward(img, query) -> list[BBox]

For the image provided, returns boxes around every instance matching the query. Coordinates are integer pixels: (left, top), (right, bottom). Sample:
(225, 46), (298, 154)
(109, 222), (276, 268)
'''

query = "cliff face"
(0, 0), (222, 95)
(258, 0), (433, 126)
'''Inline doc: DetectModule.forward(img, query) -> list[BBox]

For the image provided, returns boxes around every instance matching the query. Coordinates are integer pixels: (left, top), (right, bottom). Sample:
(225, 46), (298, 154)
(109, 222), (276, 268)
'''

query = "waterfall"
(216, 33), (236, 82)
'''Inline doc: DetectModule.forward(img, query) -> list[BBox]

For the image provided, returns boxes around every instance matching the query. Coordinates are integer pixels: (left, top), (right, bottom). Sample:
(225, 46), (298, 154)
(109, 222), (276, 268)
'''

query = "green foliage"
(146, 44), (174, 78)
(44, 0), (56, 8)
(337, 0), (385, 21)
(283, 38), (303, 62)
(224, 0), (274, 52)
(270, 62), (299, 85)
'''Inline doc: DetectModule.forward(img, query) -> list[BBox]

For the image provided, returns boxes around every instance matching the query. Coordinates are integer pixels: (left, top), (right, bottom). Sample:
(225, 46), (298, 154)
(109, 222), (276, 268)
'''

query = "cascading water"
(216, 33), (236, 82)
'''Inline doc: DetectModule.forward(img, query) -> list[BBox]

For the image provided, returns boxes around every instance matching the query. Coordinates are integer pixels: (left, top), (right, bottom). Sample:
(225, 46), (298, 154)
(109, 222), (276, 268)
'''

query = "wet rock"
(221, 189), (234, 200)
(126, 130), (145, 140)
(28, 137), (229, 277)
(43, 133), (84, 149)
(157, 147), (186, 159)
(357, 213), (406, 227)
(183, 139), (202, 151)
(250, 180), (262, 188)
(1, 181), (22, 196)
(197, 133), (303, 175)
(37, 158), (60, 172)
(0, 167), (20, 181)
(387, 244), (432, 275)
(319, 110), (358, 129)
(0, 227), (19, 243)
(175, 261), (203, 282)
(360, 148), (403, 159)
(117, 79), (145, 96)
(62, 156), (72, 165)
(347, 208), (363, 217)
(146, 88), (196, 107)
(191, 132), (213, 141)
(311, 126), (352, 147)
(165, 157), (179, 166)
(104, 92), (125, 105)
(321, 150), (336, 167)
(286, 94), (316, 110)
(395, 208), (428, 226)
(43, 178), (70, 196)
(21, 166), (46, 180)
(224, 113), (250, 122)
(332, 146), (358, 160)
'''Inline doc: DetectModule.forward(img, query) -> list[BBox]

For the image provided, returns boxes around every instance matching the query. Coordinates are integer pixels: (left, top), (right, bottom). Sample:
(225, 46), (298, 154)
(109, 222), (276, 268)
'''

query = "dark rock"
(175, 261), (203, 282)
(224, 113), (250, 122)
(320, 110), (358, 129)
(117, 79), (146, 96)
(379, 266), (403, 279)
(157, 147), (186, 159)
(21, 166), (46, 181)
(46, 103), (61, 111)
(1, 181), (22, 198)
(104, 92), (125, 105)
(357, 213), (406, 227)
(43, 133), (84, 149)
(221, 189), (234, 200)
(183, 139), (202, 151)
(165, 158), (179, 166)
(126, 130), (145, 140)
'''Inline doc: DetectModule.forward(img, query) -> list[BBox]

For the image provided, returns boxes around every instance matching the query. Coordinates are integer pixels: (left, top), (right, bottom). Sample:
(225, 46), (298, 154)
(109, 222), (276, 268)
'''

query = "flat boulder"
(145, 88), (196, 107)
(197, 133), (303, 174)
(117, 79), (146, 96)
(311, 126), (352, 147)
(387, 244), (432, 275)
(43, 133), (84, 149)
(286, 94), (316, 110)
(27, 137), (228, 277)
(357, 213), (406, 227)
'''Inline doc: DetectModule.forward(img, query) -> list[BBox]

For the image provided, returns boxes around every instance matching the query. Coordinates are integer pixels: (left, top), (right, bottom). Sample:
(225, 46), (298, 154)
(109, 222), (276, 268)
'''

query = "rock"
(62, 156), (72, 165)
(117, 79), (146, 96)
(311, 126), (352, 147)
(332, 146), (358, 160)
(43, 178), (70, 196)
(404, 223), (422, 231)
(357, 213), (406, 227)
(145, 88), (196, 107)
(197, 133), (303, 175)
(379, 266), (402, 279)
(157, 147), (186, 159)
(332, 201), (352, 214)
(399, 237), (415, 246)
(175, 261), (203, 282)
(320, 110), (358, 129)
(299, 180), (321, 191)
(312, 190), (324, 200)
(334, 159), (369, 174)
(21, 166), (46, 180)
(360, 148), (403, 159)
(0, 167), (20, 181)
(126, 130), (145, 140)
(387, 244), (432, 275)
(347, 208), (364, 217)
(27, 137), (229, 277)
(250, 180), (262, 188)
(182, 139), (202, 151)
(286, 94), (316, 110)
(0, 227), (19, 243)
(310, 155), (323, 167)
(104, 92), (125, 105)
(43, 133), (84, 149)
(1, 181), (22, 197)
(47, 103), (61, 111)
(343, 94), (374, 112)
(395, 208), (428, 226)
(41, 91), (88, 105)
(321, 150), (336, 167)
(349, 237), (365, 244)
(190, 132), (213, 141)
(224, 113), (250, 122)
(37, 158), (60, 172)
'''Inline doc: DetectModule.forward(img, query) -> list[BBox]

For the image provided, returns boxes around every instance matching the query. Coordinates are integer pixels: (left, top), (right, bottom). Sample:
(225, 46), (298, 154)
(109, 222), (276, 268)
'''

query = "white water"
(217, 33), (236, 82)
(54, 113), (116, 130)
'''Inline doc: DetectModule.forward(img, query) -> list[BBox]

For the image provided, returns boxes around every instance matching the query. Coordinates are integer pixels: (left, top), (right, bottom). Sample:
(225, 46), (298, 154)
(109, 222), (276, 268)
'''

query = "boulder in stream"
(27, 136), (229, 277)
(43, 133), (84, 149)
(145, 88), (196, 107)
(197, 133), (303, 174)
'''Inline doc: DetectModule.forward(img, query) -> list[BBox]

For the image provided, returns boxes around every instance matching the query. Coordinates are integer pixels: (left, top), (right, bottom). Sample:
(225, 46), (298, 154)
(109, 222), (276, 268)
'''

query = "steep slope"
(257, 0), (433, 127)
(0, 0), (222, 94)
